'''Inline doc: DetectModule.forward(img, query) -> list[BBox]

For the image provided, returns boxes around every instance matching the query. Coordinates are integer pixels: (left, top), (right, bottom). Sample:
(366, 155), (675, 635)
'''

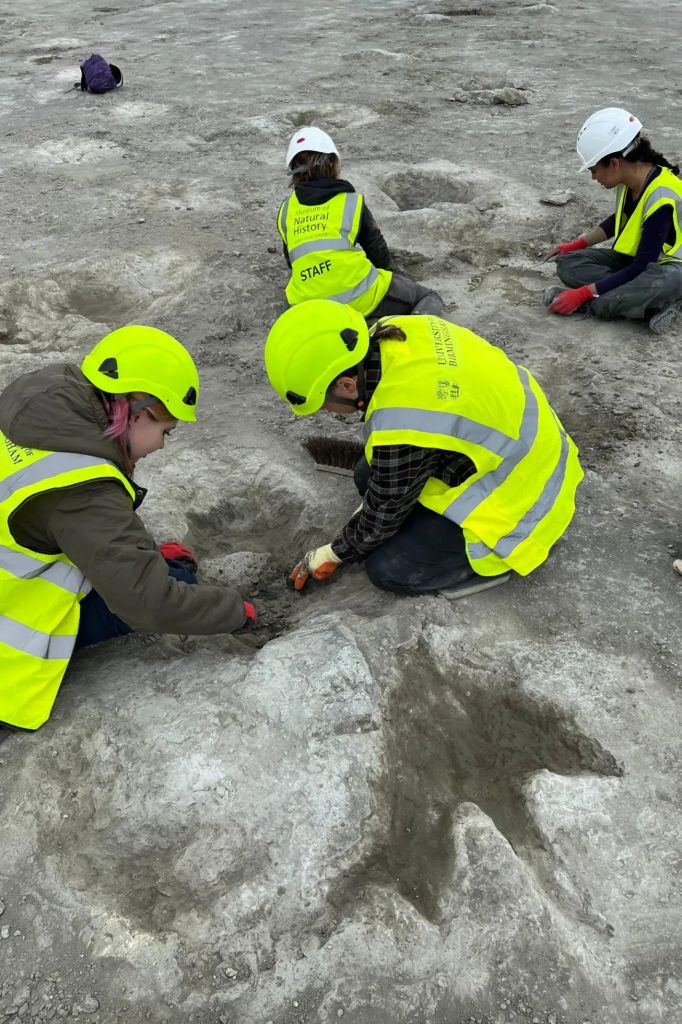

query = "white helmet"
(285, 126), (338, 169)
(576, 107), (643, 172)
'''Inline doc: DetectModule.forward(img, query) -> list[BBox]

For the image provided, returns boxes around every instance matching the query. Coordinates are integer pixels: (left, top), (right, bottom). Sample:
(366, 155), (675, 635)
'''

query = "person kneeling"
(277, 126), (444, 323)
(0, 325), (255, 737)
(264, 301), (584, 597)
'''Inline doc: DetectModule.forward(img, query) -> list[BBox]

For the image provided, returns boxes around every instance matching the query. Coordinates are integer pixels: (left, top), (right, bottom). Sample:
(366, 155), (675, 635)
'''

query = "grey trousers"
(367, 272), (445, 324)
(556, 249), (682, 321)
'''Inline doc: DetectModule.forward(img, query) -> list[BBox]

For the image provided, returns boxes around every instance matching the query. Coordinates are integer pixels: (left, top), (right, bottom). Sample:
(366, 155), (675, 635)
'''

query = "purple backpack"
(79, 53), (122, 93)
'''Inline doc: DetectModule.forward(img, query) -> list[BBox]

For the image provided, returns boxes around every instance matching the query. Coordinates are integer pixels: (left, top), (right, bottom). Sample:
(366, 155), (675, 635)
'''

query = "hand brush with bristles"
(302, 436), (365, 477)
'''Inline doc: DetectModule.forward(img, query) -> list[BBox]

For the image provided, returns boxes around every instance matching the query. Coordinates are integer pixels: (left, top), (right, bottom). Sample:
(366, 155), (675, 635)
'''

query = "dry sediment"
(0, 0), (681, 1021)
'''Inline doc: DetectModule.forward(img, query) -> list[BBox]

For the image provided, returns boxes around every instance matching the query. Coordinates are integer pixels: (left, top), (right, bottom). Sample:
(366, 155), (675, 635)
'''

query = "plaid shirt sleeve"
(330, 444), (472, 561)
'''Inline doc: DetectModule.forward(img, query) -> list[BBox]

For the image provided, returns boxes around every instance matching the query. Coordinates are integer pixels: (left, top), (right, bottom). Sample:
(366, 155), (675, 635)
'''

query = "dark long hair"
(600, 134), (680, 175)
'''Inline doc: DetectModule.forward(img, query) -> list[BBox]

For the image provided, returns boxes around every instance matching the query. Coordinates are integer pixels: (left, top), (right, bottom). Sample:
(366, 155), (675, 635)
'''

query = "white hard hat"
(576, 107), (643, 172)
(285, 126), (338, 169)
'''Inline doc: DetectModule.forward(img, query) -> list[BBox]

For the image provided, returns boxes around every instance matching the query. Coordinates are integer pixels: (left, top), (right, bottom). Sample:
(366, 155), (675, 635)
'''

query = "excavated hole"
(62, 282), (139, 324)
(285, 108), (355, 130)
(184, 495), (313, 644)
(330, 639), (622, 925)
(382, 169), (475, 210)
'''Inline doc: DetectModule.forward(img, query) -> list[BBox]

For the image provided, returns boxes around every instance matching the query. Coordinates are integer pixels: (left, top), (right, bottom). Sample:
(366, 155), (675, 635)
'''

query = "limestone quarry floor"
(0, 1), (681, 1022)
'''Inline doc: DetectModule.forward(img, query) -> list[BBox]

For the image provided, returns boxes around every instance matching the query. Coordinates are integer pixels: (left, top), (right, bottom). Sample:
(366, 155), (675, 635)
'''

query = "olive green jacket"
(0, 363), (246, 634)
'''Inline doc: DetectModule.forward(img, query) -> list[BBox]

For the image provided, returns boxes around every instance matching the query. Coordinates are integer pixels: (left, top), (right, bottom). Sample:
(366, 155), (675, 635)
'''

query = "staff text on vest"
(300, 260), (333, 281)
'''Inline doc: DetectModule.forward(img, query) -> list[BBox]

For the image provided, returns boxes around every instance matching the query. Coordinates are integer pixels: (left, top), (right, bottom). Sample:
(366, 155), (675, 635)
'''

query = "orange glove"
(289, 544), (342, 592)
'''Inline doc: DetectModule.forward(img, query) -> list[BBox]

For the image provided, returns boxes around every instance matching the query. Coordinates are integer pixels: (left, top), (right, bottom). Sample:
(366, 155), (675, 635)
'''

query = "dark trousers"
(353, 458), (474, 594)
(367, 272), (445, 324)
(74, 558), (197, 650)
(556, 249), (682, 320)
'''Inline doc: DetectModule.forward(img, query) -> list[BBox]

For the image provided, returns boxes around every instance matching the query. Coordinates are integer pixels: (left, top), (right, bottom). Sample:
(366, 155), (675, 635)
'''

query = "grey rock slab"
(0, 0), (681, 1021)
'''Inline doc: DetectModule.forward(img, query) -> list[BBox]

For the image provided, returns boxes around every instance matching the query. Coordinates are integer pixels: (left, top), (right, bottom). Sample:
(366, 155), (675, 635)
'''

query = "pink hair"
(101, 396), (131, 440)
(100, 395), (134, 475)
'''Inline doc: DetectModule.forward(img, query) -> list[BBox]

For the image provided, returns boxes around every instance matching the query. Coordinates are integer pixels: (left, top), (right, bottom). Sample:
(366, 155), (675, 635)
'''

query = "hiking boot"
(439, 572), (511, 600)
(649, 301), (682, 335)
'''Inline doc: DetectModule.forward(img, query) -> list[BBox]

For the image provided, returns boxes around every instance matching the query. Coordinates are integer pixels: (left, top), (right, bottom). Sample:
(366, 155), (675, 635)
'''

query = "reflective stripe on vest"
(361, 315), (583, 577)
(0, 450), (118, 504)
(466, 426), (570, 561)
(328, 265), (380, 304)
(286, 193), (363, 262)
(278, 190), (392, 315)
(362, 404), (518, 459)
(0, 613), (74, 661)
(0, 437), (136, 729)
(0, 544), (91, 596)
(364, 368), (545, 556)
(613, 167), (682, 262)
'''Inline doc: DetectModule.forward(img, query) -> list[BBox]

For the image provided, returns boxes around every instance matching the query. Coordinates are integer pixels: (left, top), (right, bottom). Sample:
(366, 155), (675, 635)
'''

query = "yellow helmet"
(81, 325), (199, 422)
(264, 301), (369, 416)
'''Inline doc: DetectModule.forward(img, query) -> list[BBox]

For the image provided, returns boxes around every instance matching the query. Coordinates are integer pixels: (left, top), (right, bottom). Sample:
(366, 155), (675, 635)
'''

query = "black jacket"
(279, 177), (392, 270)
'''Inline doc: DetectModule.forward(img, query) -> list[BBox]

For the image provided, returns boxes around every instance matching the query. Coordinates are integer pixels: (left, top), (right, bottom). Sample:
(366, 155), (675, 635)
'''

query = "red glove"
(233, 600), (256, 634)
(542, 237), (587, 262)
(549, 285), (594, 315)
(159, 542), (198, 572)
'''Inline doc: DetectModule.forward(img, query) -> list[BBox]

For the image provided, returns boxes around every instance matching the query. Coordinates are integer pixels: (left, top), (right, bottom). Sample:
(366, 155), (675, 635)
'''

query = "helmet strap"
(355, 360), (367, 409)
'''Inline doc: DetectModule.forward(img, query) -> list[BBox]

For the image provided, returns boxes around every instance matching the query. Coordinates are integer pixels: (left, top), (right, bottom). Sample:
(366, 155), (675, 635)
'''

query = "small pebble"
(0, 900), (4, 916)
(1, 926), (10, 939)
(540, 189), (575, 206)
(293, 1001), (299, 1008)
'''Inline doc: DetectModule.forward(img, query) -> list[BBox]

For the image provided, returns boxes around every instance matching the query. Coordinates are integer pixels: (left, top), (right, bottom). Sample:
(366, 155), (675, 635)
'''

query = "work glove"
(542, 236), (588, 262)
(289, 543), (342, 592)
(234, 600), (257, 634)
(159, 541), (198, 573)
(549, 285), (594, 316)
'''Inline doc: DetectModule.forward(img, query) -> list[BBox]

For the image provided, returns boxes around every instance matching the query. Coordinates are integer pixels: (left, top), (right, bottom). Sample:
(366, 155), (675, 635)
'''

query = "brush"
(302, 435), (364, 477)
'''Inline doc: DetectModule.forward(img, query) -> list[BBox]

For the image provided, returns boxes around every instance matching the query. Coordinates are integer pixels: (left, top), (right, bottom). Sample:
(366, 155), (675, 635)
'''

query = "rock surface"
(0, 0), (681, 1022)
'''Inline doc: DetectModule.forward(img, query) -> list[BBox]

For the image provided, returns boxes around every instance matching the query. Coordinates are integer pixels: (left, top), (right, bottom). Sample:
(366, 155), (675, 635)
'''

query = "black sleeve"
(356, 202), (392, 270)
(276, 206), (291, 268)
(599, 213), (616, 239)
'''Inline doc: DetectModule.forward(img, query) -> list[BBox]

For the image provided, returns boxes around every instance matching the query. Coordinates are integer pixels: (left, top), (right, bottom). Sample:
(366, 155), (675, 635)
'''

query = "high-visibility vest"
(0, 431), (136, 730)
(362, 317), (584, 577)
(277, 190), (392, 316)
(613, 166), (682, 262)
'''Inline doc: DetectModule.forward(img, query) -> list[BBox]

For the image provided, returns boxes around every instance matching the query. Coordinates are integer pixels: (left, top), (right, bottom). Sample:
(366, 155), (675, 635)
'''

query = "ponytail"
(623, 135), (680, 175)
(369, 322), (408, 343)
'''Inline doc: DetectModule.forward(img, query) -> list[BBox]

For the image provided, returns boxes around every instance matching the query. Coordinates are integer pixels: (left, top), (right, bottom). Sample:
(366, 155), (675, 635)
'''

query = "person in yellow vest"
(0, 326), (255, 739)
(264, 301), (584, 596)
(277, 126), (444, 322)
(542, 107), (682, 333)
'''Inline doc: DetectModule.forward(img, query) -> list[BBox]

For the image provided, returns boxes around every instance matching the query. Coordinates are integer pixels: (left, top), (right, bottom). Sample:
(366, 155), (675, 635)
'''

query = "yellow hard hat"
(81, 325), (199, 422)
(264, 300), (369, 416)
